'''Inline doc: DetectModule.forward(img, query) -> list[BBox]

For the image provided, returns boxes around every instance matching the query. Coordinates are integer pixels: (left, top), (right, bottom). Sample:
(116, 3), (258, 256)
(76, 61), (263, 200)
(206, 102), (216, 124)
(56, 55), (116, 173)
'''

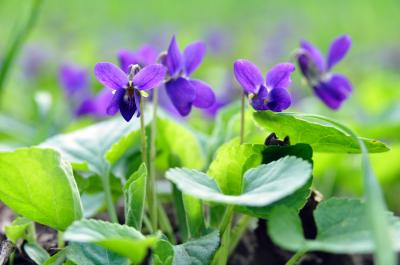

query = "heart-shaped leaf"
(64, 219), (158, 264)
(5, 217), (32, 244)
(156, 117), (205, 170)
(166, 156), (312, 207)
(41, 116), (150, 176)
(253, 111), (389, 153)
(67, 242), (129, 265)
(124, 163), (147, 230)
(269, 198), (400, 253)
(0, 148), (83, 230)
(153, 230), (220, 265)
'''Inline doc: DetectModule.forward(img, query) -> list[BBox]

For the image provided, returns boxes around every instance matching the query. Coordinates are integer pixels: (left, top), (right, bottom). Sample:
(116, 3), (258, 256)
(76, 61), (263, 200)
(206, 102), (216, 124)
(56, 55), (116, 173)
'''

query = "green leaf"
(156, 118), (205, 170)
(269, 198), (400, 253)
(253, 111), (389, 153)
(284, 113), (396, 265)
(182, 194), (206, 238)
(41, 116), (150, 176)
(238, 143), (313, 218)
(207, 138), (263, 195)
(124, 163), (147, 230)
(42, 248), (68, 265)
(5, 217), (32, 244)
(153, 240), (174, 265)
(67, 242), (129, 265)
(166, 156), (312, 207)
(153, 230), (220, 265)
(64, 219), (158, 264)
(24, 243), (50, 265)
(0, 148), (83, 230)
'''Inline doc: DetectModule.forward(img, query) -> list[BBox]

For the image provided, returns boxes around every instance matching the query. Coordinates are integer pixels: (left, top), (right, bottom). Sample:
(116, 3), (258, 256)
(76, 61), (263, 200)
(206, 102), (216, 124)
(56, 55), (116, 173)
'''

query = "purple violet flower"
(59, 63), (90, 97)
(161, 36), (216, 116)
(297, 35), (353, 110)
(233, 59), (295, 112)
(117, 44), (158, 73)
(94, 62), (166, 121)
(59, 63), (114, 118)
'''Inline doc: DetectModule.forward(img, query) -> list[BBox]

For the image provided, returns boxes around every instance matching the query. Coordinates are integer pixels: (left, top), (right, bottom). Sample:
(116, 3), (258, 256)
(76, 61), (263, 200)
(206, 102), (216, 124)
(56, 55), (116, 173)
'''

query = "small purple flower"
(59, 63), (114, 118)
(161, 36), (216, 116)
(94, 62), (166, 121)
(297, 35), (352, 110)
(117, 44), (158, 73)
(233, 59), (295, 112)
(59, 63), (90, 97)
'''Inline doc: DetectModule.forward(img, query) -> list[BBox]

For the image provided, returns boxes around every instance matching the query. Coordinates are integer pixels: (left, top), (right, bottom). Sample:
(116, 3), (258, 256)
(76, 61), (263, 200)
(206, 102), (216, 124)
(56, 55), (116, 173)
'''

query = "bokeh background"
(1, 0), (399, 210)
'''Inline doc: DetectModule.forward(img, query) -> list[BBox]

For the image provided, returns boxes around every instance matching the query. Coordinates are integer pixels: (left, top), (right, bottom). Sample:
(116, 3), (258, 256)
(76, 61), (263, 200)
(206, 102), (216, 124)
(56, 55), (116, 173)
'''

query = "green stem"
(285, 250), (306, 265)
(57, 231), (64, 248)
(26, 223), (36, 243)
(212, 206), (234, 265)
(158, 204), (176, 244)
(228, 215), (252, 254)
(140, 97), (158, 232)
(143, 214), (154, 234)
(219, 206), (234, 235)
(102, 172), (118, 223)
(149, 90), (158, 231)
(240, 93), (245, 144)
(0, 0), (44, 104)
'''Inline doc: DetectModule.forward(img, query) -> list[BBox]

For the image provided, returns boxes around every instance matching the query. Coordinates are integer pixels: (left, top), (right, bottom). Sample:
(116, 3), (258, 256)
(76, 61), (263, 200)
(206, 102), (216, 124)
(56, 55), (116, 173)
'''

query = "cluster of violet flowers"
(59, 34), (353, 122)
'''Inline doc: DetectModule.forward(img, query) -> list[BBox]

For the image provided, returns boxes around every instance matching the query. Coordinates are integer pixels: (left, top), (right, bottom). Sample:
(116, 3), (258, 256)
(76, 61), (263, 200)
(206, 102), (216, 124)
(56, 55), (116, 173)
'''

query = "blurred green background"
(0, 0), (399, 210)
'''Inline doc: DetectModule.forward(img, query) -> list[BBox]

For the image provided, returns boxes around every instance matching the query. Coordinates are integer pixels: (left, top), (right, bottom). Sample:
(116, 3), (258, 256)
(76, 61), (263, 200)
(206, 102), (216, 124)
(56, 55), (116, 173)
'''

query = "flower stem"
(57, 231), (64, 249)
(102, 172), (118, 223)
(0, 0), (44, 105)
(285, 250), (306, 265)
(240, 93), (245, 144)
(212, 205), (234, 265)
(228, 215), (253, 254)
(139, 97), (158, 232)
(149, 89), (159, 231)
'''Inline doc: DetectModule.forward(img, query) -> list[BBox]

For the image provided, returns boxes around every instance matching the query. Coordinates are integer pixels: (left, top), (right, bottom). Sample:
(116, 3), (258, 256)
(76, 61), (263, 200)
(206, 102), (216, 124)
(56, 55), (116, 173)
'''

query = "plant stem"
(26, 223), (36, 243)
(102, 172), (118, 223)
(149, 90), (158, 231)
(0, 0), (44, 104)
(158, 204), (176, 244)
(57, 231), (64, 248)
(228, 215), (253, 254)
(240, 93), (245, 144)
(285, 250), (306, 265)
(139, 98), (148, 168)
(140, 97), (158, 232)
(212, 206), (234, 265)
(219, 206), (234, 235)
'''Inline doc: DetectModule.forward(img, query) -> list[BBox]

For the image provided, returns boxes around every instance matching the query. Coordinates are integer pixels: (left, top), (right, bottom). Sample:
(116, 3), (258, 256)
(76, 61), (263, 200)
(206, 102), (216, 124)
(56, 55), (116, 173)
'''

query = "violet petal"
(166, 35), (183, 76)
(266, 63), (295, 89)
(250, 85), (269, 111)
(313, 74), (352, 110)
(327, 35), (352, 70)
(183, 41), (206, 76)
(300, 40), (325, 73)
(94, 62), (128, 90)
(233, 59), (264, 94)
(266, 87), (292, 112)
(190, 79), (216, 108)
(133, 64), (166, 90)
(119, 92), (137, 121)
(117, 49), (140, 73)
(165, 77), (196, 116)
(107, 89), (125, 115)
(59, 63), (89, 96)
